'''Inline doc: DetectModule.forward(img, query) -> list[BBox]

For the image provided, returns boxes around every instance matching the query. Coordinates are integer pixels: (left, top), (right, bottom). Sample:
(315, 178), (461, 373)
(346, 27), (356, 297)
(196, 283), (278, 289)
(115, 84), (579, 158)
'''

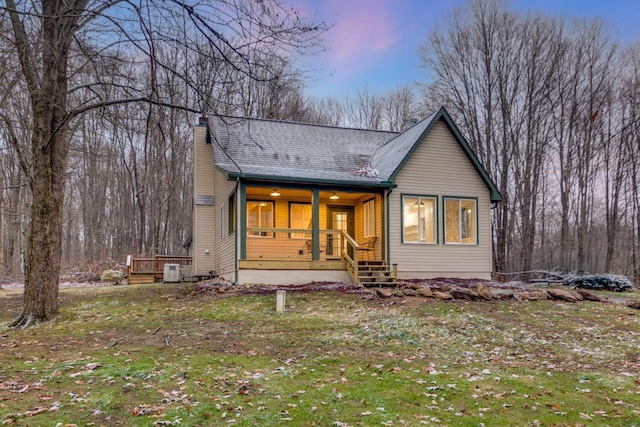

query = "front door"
(327, 206), (354, 258)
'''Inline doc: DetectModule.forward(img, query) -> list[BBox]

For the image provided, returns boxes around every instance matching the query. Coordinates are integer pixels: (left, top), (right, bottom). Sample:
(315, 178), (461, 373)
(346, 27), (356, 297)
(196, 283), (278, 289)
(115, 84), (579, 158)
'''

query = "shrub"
(566, 274), (632, 292)
(100, 269), (126, 285)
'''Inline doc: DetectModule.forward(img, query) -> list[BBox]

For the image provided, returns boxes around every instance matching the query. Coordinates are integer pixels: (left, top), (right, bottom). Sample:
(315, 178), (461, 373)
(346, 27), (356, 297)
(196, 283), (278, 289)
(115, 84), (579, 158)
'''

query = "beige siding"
(193, 205), (215, 275)
(193, 124), (238, 278)
(213, 170), (237, 277)
(389, 120), (493, 279)
(192, 125), (216, 276)
(193, 126), (213, 197)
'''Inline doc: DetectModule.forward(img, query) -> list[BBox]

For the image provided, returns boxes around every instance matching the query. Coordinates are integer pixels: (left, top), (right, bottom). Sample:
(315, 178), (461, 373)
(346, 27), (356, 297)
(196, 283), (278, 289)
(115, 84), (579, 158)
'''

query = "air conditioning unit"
(163, 264), (181, 283)
(180, 265), (193, 282)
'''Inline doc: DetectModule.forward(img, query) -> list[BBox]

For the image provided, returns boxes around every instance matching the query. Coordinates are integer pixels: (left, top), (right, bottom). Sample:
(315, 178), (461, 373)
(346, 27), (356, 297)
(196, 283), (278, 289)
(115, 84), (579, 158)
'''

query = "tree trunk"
(12, 115), (68, 327)
(8, 0), (75, 327)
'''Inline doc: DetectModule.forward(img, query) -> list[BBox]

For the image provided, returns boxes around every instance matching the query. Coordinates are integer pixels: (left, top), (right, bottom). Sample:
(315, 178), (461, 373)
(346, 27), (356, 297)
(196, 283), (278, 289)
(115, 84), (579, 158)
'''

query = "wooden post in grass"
(276, 290), (286, 312)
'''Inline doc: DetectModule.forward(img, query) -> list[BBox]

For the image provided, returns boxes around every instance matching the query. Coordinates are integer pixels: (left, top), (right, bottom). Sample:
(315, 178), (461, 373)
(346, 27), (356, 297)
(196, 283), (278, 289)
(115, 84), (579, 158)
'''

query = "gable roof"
(207, 108), (502, 202)
(370, 108), (503, 202)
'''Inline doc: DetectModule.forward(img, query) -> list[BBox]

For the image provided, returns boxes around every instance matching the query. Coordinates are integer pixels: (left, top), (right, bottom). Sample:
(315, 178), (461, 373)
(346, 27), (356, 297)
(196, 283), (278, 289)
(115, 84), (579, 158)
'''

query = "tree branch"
(4, 0), (39, 96)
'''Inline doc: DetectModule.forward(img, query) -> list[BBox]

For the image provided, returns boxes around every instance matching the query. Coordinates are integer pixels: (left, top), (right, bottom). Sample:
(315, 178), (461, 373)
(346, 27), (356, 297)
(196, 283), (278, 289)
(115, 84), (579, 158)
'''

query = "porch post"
(312, 189), (320, 261)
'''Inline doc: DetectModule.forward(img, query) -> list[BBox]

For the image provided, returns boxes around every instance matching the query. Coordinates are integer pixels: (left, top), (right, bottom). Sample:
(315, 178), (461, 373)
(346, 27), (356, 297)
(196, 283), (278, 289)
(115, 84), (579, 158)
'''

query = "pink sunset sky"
(293, 0), (640, 98)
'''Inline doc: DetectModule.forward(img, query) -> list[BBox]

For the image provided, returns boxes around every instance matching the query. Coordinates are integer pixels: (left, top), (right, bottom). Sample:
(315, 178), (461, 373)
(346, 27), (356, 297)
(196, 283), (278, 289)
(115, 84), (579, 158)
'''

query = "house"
(191, 107), (502, 285)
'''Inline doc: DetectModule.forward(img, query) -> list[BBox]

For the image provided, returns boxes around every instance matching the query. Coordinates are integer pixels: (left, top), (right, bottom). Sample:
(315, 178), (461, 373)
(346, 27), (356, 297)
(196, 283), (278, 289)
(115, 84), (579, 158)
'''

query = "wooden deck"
(239, 259), (345, 270)
(127, 255), (192, 284)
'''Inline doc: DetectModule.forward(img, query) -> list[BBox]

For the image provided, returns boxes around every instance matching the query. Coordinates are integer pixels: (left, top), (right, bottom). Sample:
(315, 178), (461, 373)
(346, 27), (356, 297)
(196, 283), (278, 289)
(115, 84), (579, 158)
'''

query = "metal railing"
(246, 227), (345, 260)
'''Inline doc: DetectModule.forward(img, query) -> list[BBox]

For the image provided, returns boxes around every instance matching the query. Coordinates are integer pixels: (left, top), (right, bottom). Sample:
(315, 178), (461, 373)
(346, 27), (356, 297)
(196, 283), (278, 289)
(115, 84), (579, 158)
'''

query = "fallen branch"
(499, 270), (567, 280)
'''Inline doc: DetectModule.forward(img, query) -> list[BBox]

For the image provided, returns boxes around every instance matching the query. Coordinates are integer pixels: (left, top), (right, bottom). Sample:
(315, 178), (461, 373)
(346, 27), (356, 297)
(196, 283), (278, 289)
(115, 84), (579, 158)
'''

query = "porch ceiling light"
(330, 192), (339, 200)
(270, 189), (280, 197)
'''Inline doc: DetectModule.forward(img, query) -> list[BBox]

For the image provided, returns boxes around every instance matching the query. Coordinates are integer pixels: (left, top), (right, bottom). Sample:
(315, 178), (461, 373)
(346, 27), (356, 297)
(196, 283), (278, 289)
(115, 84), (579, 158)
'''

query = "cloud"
(296, 0), (398, 73)
(327, 0), (397, 63)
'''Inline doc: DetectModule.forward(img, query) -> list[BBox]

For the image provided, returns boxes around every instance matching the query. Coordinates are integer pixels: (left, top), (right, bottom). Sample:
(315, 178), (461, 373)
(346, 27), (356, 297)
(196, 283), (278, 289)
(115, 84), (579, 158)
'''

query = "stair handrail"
(340, 230), (360, 284)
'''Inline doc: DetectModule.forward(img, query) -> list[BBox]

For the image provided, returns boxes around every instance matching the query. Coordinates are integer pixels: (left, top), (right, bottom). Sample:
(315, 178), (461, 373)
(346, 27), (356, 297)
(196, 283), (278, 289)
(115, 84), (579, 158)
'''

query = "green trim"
(442, 196), (479, 245)
(225, 172), (395, 190)
(239, 183), (247, 260)
(385, 189), (391, 263)
(400, 194), (439, 244)
(228, 191), (237, 235)
(312, 189), (320, 260)
(389, 107), (503, 203)
(215, 164), (231, 176)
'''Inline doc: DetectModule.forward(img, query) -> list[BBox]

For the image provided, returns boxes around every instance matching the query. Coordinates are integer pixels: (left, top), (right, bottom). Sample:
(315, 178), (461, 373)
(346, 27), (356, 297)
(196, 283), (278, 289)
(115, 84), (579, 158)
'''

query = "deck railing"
(128, 255), (192, 281)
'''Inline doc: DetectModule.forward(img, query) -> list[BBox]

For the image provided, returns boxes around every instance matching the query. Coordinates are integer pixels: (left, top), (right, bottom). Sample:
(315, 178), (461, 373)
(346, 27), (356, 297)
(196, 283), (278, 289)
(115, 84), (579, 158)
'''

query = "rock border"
(368, 281), (640, 309)
(190, 278), (640, 310)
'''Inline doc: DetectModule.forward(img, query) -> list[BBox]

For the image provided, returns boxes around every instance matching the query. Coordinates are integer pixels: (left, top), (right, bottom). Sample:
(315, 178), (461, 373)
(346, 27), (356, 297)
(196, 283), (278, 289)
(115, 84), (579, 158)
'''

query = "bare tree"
(380, 86), (423, 132)
(419, 0), (625, 279)
(1, 0), (325, 327)
(420, 0), (517, 273)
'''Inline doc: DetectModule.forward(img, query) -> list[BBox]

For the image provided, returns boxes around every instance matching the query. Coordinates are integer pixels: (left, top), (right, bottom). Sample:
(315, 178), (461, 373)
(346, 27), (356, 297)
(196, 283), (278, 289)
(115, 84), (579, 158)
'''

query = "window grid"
(289, 203), (312, 239)
(444, 197), (477, 244)
(363, 199), (375, 238)
(402, 195), (437, 244)
(247, 200), (274, 237)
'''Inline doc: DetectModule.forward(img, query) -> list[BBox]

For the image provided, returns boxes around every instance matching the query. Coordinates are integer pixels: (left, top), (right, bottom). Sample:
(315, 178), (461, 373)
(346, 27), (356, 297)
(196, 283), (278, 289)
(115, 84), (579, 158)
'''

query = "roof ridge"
(371, 109), (439, 157)
(208, 114), (399, 135)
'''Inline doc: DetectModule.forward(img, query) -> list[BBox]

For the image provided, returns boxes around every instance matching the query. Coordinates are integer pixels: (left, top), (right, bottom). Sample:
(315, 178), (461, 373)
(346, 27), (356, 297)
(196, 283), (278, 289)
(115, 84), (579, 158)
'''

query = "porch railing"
(245, 227), (362, 284)
(246, 227), (343, 260)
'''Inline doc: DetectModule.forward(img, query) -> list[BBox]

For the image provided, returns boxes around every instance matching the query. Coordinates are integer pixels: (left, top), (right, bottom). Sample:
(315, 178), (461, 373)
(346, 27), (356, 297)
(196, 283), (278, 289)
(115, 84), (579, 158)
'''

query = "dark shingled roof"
(208, 115), (397, 185)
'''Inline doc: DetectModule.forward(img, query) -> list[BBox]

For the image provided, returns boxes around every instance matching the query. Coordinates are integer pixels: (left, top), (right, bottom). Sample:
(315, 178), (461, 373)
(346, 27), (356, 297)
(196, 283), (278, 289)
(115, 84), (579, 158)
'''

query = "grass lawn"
(1, 283), (639, 426)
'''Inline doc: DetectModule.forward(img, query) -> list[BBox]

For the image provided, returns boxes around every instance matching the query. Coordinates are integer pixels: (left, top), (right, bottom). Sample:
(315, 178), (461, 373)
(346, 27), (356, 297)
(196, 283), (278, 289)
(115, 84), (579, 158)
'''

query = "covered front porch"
(236, 185), (393, 285)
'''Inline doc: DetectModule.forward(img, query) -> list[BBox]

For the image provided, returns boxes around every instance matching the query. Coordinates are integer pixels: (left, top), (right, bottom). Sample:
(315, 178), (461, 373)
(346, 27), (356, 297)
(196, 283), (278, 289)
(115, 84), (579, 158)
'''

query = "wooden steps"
(357, 260), (397, 287)
(127, 273), (156, 285)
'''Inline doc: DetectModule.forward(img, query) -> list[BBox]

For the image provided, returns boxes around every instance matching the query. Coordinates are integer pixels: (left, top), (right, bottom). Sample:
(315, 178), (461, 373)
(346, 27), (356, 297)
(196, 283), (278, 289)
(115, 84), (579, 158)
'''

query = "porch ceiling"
(245, 187), (365, 201)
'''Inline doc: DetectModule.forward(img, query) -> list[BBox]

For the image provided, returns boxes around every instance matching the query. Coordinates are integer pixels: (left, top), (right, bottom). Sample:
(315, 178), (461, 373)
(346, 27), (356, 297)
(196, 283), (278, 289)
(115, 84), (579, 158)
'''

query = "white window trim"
(363, 199), (376, 238)
(443, 197), (478, 245)
(247, 200), (274, 238)
(220, 205), (225, 240)
(289, 202), (312, 239)
(402, 195), (438, 244)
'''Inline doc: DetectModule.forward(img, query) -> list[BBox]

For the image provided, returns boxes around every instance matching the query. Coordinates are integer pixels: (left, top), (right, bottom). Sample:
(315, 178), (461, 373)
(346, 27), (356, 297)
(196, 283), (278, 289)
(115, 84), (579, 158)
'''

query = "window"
(363, 199), (375, 237)
(289, 203), (312, 239)
(402, 195), (436, 243)
(247, 201), (274, 237)
(444, 198), (477, 244)
(220, 205), (225, 239)
(228, 192), (236, 234)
